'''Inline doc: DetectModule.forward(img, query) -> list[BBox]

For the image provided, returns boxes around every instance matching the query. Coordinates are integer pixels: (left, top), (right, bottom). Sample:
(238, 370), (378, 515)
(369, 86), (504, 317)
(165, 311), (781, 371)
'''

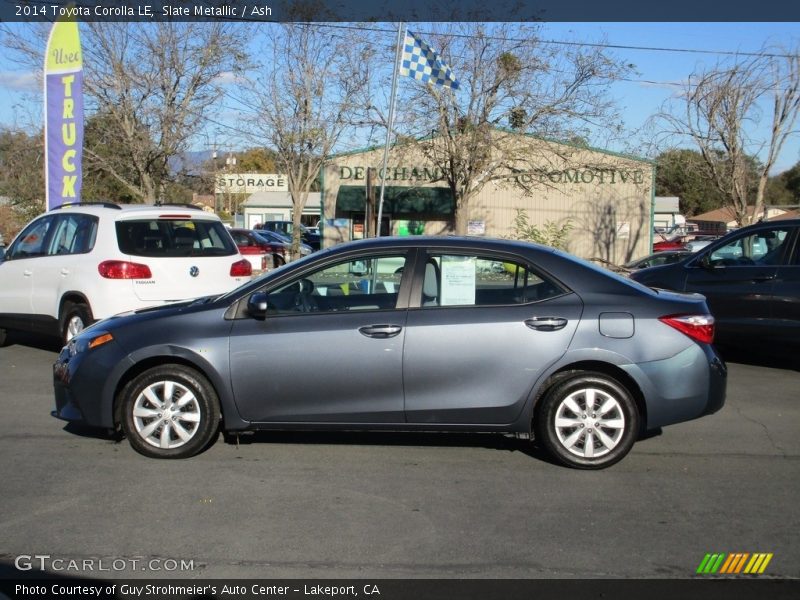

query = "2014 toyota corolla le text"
(53, 237), (726, 469)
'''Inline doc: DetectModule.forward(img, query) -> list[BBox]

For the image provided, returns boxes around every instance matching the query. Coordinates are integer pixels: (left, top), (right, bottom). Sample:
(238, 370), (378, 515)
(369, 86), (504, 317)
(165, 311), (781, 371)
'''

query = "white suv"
(0, 203), (252, 344)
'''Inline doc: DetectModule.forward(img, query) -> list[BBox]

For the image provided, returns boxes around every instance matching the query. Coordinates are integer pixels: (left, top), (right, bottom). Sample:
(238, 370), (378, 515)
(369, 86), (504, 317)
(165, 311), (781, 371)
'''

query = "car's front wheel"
(535, 372), (639, 469)
(120, 365), (220, 459)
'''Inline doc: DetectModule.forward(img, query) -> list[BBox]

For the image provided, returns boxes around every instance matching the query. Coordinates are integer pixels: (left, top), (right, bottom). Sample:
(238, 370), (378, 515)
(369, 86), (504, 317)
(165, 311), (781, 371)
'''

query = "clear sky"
(1, 22), (798, 173)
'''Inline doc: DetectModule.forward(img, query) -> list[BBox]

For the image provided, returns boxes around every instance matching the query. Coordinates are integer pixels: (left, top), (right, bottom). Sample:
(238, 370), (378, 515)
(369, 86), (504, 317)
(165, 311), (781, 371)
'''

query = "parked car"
(623, 250), (693, 270)
(229, 228), (283, 271)
(259, 220), (321, 250)
(53, 236), (726, 468)
(683, 236), (720, 253)
(631, 219), (800, 348)
(0, 203), (251, 345)
(654, 231), (721, 253)
(652, 234), (687, 252)
(252, 229), (313, 262)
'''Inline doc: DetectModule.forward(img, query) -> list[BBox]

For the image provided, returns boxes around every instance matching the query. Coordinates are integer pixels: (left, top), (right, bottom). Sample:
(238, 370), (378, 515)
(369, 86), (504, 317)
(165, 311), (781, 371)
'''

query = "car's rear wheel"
(121, 365), (220, 459)
(535, 372), (638, 469)
(60, 302), (92, 344)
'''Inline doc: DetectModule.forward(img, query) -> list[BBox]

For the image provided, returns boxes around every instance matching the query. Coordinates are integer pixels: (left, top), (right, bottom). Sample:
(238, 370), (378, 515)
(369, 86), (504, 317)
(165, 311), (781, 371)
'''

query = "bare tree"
(655, 48), (800, 226)
(371, 24), (631, 235)
(236, 24), (370, 256)
(82, 23), (244, 202)
(1, 22), (244, 203)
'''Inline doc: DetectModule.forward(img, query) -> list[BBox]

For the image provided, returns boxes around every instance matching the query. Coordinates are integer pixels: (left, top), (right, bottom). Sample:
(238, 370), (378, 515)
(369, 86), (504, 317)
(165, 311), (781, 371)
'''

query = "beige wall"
(323, 136), (653, 264)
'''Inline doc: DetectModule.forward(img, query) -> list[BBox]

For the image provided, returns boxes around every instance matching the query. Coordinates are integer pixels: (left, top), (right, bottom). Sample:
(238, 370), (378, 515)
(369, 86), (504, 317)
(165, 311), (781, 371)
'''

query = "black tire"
(273, 254), (285, 267)
(120, 365), (220, 459)
(0, 328), (8, 347)
(534, 372), (639, 470)
(60, 302), (92, 344)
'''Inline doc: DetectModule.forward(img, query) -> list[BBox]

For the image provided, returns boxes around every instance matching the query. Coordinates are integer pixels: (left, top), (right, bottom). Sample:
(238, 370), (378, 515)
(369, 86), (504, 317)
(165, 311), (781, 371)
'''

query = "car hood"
(98, 296), (221, 330)
(630, 262), (682, 281)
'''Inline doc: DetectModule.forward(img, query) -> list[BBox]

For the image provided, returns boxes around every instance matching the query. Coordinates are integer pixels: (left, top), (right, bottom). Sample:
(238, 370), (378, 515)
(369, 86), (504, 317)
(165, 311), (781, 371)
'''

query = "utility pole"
(365, 167), (377, 237)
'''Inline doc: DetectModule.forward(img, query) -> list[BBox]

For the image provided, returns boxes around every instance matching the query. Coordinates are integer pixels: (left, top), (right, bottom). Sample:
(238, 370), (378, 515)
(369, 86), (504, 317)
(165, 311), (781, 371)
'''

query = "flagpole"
(375, 22), (405, 238)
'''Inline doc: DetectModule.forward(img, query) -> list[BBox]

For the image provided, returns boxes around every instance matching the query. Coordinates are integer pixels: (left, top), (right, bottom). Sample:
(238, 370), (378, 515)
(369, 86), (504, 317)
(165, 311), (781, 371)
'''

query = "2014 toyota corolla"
(53, 237), (726, 469)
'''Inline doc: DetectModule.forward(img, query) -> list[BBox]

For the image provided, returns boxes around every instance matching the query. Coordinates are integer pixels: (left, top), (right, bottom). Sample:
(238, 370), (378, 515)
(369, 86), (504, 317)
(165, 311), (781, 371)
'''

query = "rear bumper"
(624, 343), (727, 430)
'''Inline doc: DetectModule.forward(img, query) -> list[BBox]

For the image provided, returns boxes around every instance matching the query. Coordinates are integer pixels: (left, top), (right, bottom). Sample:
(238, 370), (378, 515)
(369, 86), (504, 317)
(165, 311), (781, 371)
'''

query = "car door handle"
(752, 275), (776, 282)
(23, 270), (33, 277)
(525, 317), (568, 331)
(60, 268), (70, 276)
(359, 325), (403, 339)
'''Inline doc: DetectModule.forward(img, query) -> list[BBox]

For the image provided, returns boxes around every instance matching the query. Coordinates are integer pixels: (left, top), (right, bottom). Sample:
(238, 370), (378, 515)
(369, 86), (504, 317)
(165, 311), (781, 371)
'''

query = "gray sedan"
(53, 237), (726, 469)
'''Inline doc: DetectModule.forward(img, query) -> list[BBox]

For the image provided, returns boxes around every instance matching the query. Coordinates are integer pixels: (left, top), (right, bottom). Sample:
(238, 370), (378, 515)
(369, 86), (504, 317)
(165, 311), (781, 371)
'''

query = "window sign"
(441, 255), (476, 305)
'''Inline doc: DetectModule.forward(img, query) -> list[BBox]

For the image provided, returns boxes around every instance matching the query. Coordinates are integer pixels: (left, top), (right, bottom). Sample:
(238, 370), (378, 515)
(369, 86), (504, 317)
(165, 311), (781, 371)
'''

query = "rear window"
(116, 219), (237, 257)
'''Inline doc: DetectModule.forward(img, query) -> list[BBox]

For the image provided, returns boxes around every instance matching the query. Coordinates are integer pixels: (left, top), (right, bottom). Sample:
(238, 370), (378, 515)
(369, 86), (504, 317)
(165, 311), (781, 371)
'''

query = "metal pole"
(375, 22), (405, 238)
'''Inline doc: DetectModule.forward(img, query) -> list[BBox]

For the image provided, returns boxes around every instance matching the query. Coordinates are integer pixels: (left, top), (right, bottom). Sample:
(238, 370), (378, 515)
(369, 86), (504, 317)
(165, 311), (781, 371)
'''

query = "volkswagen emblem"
(189, 266), (199, 278)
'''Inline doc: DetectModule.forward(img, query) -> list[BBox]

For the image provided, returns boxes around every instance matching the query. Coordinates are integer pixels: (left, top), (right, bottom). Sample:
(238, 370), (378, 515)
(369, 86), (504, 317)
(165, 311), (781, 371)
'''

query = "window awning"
(335, 185), (454, 216)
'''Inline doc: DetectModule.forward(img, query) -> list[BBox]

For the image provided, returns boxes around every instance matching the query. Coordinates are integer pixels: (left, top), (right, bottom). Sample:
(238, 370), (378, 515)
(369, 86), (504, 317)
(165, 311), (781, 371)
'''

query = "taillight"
(659, 314), (715, 344)
(98, 260), (152, 279)
(230, 259), (252, 277)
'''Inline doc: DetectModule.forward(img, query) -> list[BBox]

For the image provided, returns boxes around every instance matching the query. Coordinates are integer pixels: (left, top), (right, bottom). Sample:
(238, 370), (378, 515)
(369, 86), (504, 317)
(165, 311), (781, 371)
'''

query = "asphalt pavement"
(0, 334), (797, 580)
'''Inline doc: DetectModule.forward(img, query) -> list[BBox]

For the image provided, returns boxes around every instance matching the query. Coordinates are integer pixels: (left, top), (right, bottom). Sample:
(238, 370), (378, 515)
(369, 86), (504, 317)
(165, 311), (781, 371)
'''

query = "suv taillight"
(230, 259), (252, 277)
(98, 260), (152, 279)
(659, 314), (715, 344)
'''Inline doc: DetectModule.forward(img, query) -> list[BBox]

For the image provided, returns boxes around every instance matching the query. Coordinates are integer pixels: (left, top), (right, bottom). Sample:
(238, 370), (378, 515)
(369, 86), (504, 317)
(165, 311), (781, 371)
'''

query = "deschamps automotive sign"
(215, 174), (288, 194)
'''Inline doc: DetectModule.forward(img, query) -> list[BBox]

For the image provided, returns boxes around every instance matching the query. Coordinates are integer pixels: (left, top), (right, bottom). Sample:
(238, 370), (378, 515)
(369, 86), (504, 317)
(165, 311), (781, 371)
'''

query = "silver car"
(53, 237), (726, 469)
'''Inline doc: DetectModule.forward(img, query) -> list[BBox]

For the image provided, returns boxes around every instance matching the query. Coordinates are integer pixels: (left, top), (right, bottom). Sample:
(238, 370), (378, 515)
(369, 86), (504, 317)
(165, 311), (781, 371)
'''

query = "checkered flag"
(399, 30), (460, 90)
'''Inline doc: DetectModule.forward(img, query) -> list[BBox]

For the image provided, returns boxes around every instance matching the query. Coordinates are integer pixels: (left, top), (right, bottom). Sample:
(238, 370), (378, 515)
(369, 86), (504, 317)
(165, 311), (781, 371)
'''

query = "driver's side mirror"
(247, 292), (269, 320)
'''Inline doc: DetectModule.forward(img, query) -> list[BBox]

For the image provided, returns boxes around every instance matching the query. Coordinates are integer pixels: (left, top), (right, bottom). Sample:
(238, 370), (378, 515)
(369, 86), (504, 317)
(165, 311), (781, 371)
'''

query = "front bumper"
(52, 339), (130, 429)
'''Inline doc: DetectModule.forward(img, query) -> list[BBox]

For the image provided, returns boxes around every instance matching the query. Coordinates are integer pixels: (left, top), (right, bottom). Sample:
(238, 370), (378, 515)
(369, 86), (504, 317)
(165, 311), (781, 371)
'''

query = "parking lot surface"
(0, 335), (798, 579)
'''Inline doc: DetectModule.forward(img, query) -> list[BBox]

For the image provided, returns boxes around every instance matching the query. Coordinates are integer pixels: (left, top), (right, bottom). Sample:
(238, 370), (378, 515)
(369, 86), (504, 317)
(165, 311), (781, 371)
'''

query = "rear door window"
(46, 214), (98, 256)
(116, 219), (237, 257)
(420, 253), (564, 307)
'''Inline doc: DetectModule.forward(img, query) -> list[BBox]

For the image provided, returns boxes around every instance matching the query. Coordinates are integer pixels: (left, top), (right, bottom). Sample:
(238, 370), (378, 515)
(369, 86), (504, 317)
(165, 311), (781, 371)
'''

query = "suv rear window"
(116, 219), (237, 257)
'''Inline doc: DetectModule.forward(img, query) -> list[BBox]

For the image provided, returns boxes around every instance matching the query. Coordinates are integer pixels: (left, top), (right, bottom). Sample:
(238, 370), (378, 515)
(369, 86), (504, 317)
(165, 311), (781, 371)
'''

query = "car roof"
(324, 235), (558, 254)
(731, 218), (800, 230)
(49, 203), (221, 220)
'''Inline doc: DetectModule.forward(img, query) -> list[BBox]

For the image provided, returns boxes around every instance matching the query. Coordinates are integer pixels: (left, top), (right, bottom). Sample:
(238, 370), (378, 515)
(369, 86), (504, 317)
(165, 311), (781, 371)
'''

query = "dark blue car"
(631, 219), (800, 349)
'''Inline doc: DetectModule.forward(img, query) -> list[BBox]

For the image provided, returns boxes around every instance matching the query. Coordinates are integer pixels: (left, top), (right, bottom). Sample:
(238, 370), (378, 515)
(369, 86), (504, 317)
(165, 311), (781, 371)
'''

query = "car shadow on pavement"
(717, 344), (800, 372)
(223, 430), (562, 467)
(1, 330), (62, 353)
(62, 422), (120, 442)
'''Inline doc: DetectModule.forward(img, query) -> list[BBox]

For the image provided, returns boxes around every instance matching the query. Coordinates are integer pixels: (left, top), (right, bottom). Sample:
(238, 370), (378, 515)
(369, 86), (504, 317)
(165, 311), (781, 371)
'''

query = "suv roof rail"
(154, 202), (203, 210)
(53, 202), (122, 210)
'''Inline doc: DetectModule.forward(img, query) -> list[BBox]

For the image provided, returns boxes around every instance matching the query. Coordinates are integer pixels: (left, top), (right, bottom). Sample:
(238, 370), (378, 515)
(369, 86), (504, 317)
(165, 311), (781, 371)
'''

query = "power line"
(305, 22), (797, 60)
